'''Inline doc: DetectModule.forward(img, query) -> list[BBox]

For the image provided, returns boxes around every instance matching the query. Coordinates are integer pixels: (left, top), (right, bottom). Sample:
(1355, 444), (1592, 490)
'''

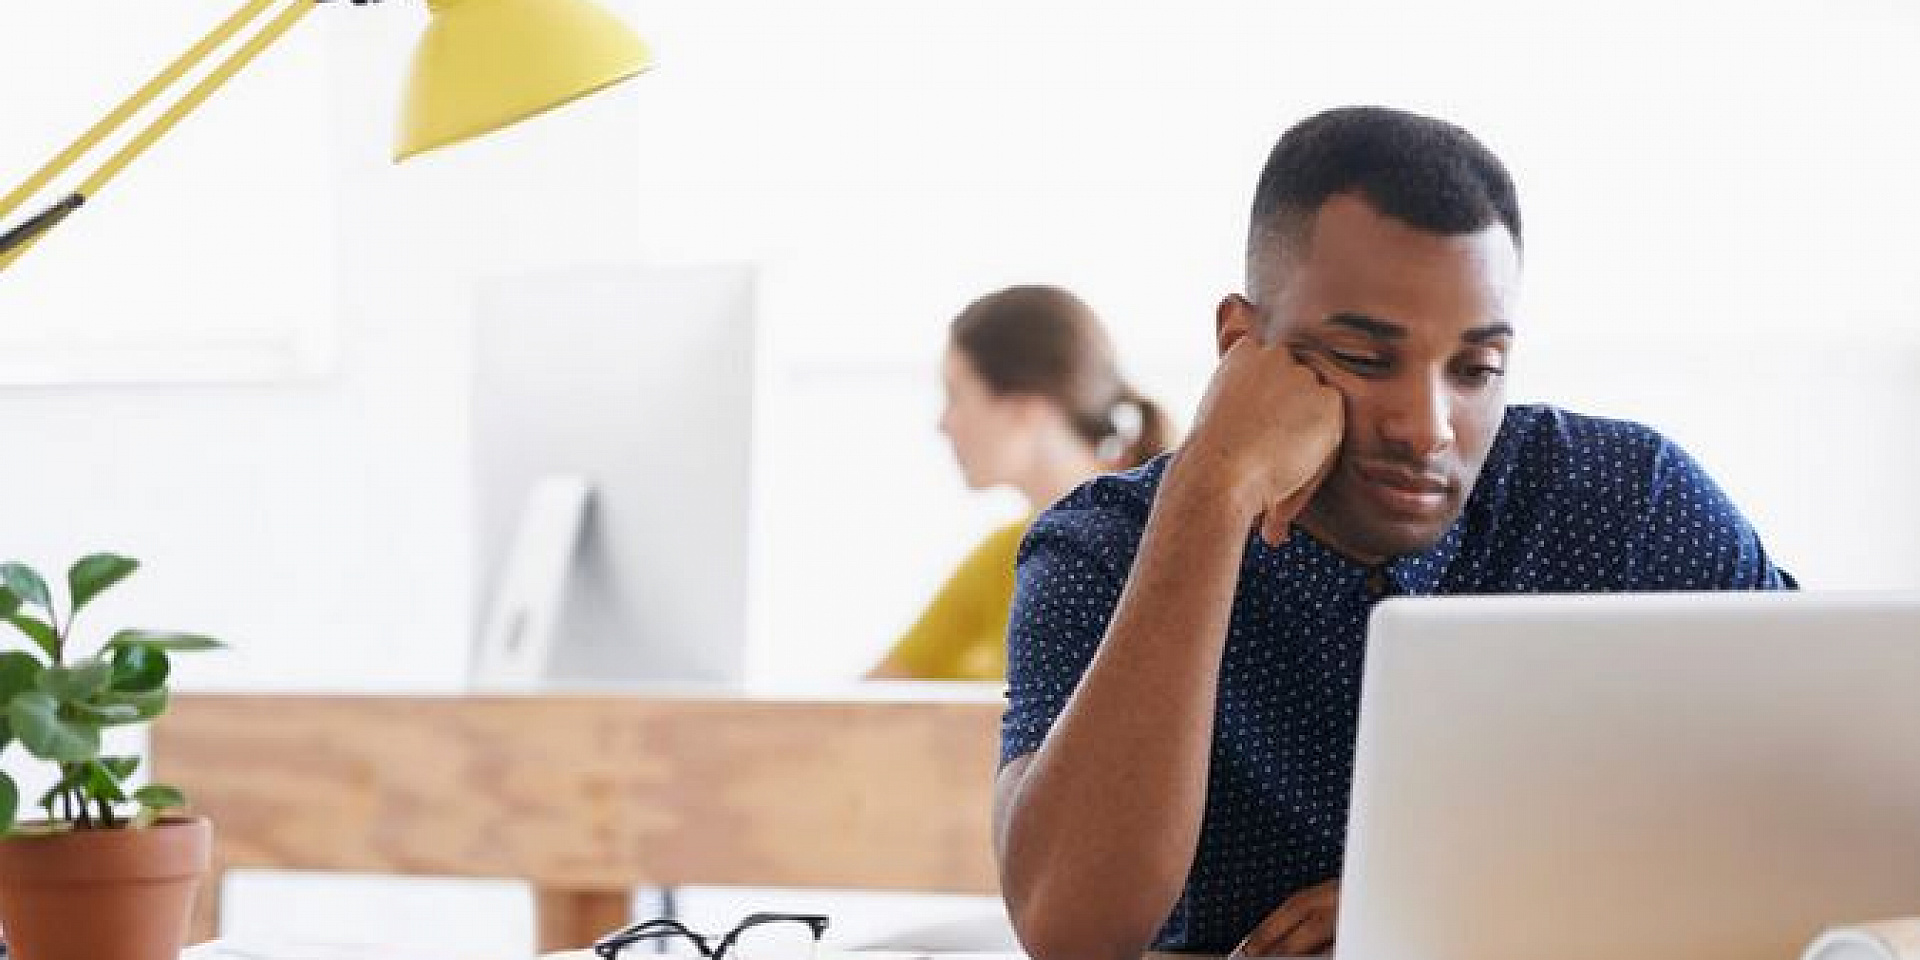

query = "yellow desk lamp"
(0, 0), (651, 270)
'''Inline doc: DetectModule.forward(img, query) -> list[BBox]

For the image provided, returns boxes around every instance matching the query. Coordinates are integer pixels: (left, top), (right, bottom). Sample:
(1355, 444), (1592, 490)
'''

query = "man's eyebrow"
(1464, 322), (1515, 344)
(1322, 312), (1514, 344)
(1324, 312), (1404, 340)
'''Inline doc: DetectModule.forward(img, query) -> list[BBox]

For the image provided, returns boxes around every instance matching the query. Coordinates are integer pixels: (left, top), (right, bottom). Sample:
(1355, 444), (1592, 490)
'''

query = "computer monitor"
(1339, 592), (1920, 960)
(471, 262), (758, 685)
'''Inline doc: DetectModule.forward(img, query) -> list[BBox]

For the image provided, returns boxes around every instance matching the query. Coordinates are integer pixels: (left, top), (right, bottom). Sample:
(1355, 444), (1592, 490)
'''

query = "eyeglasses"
(592, 913), (829, 960)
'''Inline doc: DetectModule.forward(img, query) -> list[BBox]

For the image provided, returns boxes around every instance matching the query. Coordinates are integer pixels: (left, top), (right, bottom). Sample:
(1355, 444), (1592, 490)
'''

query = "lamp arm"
(0, 0), (332, 271)
(0, 0), (280, 225)
(0, 194), (86, 260)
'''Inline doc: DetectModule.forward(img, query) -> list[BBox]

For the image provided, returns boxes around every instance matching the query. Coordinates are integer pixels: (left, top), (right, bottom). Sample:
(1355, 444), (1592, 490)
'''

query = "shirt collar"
(1250, 515), (1465, 599)
(1382, 519), (1463, 596)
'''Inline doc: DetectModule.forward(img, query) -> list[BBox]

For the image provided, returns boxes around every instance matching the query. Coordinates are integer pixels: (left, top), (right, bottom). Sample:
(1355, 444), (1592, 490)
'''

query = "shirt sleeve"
(1624, 438), (1797, 590)
(882, 524), (1022, 679)
(999, 513), (1131, 767)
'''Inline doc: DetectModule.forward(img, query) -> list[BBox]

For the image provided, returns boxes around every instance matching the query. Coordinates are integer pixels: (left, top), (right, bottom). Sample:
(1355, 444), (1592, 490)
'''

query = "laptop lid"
(1338, 592), (1920, 960)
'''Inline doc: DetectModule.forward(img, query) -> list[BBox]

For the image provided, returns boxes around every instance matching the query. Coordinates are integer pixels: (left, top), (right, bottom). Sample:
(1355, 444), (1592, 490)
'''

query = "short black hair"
(1247, 106), (1522, 283)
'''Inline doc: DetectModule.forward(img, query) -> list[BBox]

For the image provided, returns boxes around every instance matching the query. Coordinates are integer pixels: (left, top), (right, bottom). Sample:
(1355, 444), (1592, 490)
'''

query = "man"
(991, 106), (1793, 960)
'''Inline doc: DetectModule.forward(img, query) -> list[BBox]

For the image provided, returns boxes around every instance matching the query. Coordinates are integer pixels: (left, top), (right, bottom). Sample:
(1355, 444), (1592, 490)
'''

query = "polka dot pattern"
(999, 404), (1795, 953)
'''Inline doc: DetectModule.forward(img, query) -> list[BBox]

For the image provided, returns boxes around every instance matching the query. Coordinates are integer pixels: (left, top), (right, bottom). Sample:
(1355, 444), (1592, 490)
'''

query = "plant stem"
(95, 796), (118, 829)
(55, 764), (74, 826)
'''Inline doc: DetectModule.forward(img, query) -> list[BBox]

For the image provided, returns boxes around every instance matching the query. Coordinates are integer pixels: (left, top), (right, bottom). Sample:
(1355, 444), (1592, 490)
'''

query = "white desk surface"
(188, 945), (1246, 960)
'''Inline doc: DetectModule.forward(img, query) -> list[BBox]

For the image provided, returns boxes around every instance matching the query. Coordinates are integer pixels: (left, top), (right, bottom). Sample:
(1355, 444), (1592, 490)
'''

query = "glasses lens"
(728, 920), (819, 960)
(625, 930), (707, 959)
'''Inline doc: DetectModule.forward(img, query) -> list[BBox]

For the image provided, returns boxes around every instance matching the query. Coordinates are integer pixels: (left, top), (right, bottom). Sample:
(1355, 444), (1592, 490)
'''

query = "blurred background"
(3, 0), (1917, 953)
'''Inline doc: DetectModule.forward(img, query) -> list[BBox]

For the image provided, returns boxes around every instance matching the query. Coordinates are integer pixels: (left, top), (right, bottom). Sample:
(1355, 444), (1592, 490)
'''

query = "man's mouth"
(1353, 461), (1451, 517)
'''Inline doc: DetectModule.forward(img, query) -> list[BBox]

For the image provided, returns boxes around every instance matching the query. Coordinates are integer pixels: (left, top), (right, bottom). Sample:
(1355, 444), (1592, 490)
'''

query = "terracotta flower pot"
(0, 816), (211, 960)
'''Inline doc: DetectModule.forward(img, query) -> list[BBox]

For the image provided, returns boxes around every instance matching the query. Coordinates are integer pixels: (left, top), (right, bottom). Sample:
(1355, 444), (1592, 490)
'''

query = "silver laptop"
(1337, 592), (1920, 960)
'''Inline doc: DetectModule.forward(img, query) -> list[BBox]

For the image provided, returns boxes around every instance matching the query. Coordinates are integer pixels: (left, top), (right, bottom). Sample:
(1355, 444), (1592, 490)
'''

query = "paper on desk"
(538, 950), (1278, 960)
(539, 953), (1300, 960)
(544, 953), (1032, 960)
(1802, 918), (1920, 960)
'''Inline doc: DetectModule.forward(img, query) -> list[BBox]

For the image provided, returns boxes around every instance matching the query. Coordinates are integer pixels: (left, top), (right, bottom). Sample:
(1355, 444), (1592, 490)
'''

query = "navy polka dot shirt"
(999, 405), (1795, 953)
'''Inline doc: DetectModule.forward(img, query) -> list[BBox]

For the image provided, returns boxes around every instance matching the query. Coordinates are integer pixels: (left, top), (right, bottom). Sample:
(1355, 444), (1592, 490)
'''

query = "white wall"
(728, 0), (1920, 675)
(1, 0), (648, 692)
(6, 0), (1916, 688)
(0, 0), (336, 383)
(4, 0), (1920, 951)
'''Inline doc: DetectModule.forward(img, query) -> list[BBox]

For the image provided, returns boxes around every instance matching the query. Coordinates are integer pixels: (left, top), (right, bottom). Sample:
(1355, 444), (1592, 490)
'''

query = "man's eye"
(1329, 351), (1389, 371)
(1457, 364), (1507, 386)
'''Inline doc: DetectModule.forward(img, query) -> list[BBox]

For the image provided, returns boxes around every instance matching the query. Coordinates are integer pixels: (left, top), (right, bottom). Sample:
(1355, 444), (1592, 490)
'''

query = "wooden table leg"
(534, 888), (632, 953)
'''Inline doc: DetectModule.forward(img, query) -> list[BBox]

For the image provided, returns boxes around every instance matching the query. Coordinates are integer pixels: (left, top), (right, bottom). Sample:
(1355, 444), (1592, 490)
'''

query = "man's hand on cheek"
(1173, 327), (1345, 546)
(1231, 878), (1340, 957)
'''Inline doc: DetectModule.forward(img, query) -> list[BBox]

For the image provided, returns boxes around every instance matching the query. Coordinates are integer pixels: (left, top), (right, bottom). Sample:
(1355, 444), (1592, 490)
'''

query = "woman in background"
(868, 285), (1172, 680)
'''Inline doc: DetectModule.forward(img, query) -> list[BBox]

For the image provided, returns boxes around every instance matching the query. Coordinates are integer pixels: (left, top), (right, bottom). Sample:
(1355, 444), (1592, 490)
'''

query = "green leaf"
(100, 756), (141, 780)
(71, 702), (144, 725)
(0, 585), (18, 619)
(68, 554), (139, 614)
(110, 644), (169, 693)
(1, 770), (17, 833)
(107, 631), (224, 653)
(83, 761), (127, 804)
(6, 614), (59, 660)
(92, 688), (168, 721)
(38, 659), (114, 701)
(0, 650), (43, 700)
(0, 564), (51, 614)
(39, 766), (85, 815)
(9, 691), (100, 762)
(134, 783), (185, 811)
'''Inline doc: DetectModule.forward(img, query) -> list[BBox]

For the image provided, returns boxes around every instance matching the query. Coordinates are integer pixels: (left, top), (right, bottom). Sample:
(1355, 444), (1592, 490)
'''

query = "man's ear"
(1215, 294), (1261, 357)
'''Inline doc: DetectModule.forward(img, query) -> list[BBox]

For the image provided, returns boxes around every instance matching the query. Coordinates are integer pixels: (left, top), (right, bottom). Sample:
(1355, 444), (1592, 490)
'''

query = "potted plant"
(0, 555), (223, 960)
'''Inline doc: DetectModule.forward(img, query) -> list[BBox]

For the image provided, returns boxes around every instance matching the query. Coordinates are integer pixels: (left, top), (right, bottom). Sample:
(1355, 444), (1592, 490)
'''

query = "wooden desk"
(152, 687), (1005, 951)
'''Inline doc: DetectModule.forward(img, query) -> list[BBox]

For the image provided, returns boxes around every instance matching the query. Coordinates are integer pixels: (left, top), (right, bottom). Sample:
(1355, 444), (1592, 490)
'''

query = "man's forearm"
(996, 466), (1256, 960)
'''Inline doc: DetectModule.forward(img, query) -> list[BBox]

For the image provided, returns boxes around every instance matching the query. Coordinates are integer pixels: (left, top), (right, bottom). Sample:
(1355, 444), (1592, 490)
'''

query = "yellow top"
(881, 519), (1031, 681)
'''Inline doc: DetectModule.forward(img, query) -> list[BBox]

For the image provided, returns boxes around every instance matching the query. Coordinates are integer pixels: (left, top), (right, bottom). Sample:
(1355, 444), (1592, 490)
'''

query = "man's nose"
(1379, 373), (1455, 459)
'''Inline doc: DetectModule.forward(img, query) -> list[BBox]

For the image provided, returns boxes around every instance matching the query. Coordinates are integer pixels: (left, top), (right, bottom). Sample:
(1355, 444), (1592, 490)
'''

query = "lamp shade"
(395, 0), (651, 161)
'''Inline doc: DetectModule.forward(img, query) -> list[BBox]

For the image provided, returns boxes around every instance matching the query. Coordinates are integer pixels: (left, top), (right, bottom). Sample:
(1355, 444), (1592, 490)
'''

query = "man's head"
(1218, 106), (1523, 563)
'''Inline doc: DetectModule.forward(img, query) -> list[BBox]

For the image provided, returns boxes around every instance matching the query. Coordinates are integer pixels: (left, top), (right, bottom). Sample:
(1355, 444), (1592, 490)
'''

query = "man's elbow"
(994, 758), (1165, 960)
(1011, 913), (1153, 960)
(1005, 881), (1159, 960)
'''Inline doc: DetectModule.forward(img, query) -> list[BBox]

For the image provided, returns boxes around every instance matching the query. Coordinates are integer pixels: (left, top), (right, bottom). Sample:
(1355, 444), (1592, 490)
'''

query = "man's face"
(1224, 192), (1522, 563)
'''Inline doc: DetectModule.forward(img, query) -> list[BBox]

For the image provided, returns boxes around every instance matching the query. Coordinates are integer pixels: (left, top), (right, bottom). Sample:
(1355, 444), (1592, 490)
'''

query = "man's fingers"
(1241, 914), (1330, 958)
(1258, 507), (1291, 547)
(1239, 881), (1342, 957)
(1302, 436), (1341, 497)
(1261, 434), (1340, 545)
(1275, 907), (1335, 955)
(1259, 478), (1314, 546)
(1287, 343), (1338, 385)
(1236, 906), (1305, 957)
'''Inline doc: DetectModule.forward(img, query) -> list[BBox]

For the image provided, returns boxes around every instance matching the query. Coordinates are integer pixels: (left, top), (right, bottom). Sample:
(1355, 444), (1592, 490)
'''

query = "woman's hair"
(949, 285), (1171, 470)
